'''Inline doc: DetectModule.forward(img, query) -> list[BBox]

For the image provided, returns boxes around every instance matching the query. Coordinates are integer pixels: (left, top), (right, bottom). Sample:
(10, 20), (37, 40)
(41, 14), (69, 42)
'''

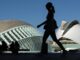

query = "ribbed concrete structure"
(0, 20), (31, 32)
(0, 20), (42, 51)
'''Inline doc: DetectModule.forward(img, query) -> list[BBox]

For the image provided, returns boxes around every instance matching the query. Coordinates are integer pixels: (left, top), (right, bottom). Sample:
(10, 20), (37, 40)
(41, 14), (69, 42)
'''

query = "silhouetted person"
(9, 42), (15, 53)
(0, 41), (8, 53)
(37, 2), (67, 54)
(14, 41), (20, 53)
(9, 41), (20, 54)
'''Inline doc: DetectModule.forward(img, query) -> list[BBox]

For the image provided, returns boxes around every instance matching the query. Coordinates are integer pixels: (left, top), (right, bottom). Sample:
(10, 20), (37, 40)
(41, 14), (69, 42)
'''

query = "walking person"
(37, 2), (67, 54)
(9, 41), (20, 54)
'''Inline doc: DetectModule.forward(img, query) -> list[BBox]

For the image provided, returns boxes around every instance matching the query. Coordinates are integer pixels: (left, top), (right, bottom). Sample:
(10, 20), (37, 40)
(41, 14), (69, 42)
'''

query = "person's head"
(46, 2), (53, 11)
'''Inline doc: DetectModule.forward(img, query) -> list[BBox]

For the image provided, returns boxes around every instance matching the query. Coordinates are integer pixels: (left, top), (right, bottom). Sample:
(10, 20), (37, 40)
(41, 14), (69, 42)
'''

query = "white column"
(19, 27), (28, 37)
(16, 28), (26, 38)
(9, 31), (18, 41)
(5, 32), (14, 41)
(26, 27), (32, 36)
(22, 27), (30, 37)
(23, 27), (31, 37)
(0, 34), (9, 45)
(12, 29), (22, 39)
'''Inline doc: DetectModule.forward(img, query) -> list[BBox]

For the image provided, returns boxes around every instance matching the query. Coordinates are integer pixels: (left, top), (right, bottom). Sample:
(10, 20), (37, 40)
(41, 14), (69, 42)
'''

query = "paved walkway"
(0, 52), (80, 60)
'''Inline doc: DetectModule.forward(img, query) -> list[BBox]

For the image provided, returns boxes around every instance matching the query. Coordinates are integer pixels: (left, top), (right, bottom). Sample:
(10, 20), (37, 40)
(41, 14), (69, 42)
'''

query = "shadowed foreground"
(0, 52), (80, 60)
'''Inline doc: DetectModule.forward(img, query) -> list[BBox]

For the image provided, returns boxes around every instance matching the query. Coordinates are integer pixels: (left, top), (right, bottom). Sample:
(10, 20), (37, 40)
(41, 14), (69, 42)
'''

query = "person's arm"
(37, 21), (46, 28)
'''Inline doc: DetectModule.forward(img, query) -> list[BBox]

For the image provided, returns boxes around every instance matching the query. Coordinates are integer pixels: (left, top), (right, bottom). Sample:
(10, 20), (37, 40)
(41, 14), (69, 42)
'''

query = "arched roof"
(63, 24), (80, 44)
(63, 20), (79, 35)
(56, 20), (79, 39)
(0, 19), (32, 32)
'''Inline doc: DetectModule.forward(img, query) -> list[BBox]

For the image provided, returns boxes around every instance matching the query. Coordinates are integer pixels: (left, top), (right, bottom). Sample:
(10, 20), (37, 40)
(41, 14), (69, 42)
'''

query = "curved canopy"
(0, 20), (32, 32)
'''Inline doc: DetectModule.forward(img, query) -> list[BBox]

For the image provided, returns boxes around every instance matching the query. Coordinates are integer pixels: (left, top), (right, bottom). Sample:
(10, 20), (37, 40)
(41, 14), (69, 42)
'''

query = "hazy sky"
(0, 0), (80, 32)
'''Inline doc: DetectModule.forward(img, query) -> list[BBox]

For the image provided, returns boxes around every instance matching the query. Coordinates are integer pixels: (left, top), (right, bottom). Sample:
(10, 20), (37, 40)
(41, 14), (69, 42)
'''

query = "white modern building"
(0, 20), (43, 52)
(55, 20), (80, 51)
(1, 19), (80, 52)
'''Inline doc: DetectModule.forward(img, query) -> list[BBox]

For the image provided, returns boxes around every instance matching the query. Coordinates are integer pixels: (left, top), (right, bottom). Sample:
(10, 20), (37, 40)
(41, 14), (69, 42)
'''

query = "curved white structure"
(56, 20), (68, 39)
(63, 24), (80, 44)
(0, 20), (42, 51)
(55, 20), (80, 51)
(56, 20), (80, 44)
(56, 29), (64, 39)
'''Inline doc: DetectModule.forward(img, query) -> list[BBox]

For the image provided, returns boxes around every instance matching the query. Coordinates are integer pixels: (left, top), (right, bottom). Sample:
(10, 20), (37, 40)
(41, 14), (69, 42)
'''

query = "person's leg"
(41, 31), (49, 54)
(50, 31), (66, 52)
